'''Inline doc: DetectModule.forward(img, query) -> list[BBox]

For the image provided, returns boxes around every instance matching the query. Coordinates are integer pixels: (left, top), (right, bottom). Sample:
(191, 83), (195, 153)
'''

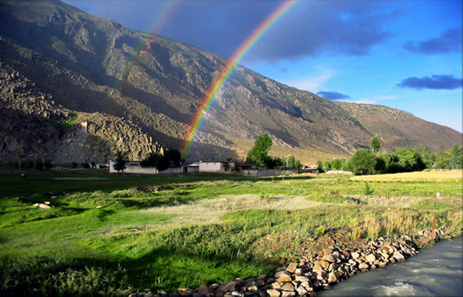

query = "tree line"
(112, 148), (184, 173)
(318, 136), (463, 175)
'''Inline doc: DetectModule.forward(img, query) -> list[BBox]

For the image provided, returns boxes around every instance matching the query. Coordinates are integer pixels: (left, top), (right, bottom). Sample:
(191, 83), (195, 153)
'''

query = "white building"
(198, 161), (223, 172)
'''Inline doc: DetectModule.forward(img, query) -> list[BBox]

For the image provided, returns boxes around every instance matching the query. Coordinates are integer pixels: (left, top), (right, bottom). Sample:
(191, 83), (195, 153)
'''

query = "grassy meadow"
(0, 165), (462, 296)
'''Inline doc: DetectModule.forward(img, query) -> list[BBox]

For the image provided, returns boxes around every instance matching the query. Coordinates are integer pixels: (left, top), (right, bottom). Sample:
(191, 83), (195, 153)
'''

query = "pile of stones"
(129, 227), (451, 297)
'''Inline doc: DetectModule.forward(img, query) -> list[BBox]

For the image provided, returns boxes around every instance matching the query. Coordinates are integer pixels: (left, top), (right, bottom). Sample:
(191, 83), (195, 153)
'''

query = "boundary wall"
(241, 169), (298, 177)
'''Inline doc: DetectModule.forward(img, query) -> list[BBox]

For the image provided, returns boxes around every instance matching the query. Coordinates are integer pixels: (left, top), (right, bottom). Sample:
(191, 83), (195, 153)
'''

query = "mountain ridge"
(0, 0), (460, 164)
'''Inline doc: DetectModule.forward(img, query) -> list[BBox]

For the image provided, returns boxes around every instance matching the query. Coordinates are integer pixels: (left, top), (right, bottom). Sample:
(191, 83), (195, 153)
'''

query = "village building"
(109, 160), (302, 176)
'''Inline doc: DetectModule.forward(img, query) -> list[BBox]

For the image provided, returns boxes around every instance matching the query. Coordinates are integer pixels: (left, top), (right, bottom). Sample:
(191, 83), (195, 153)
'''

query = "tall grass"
(365, 216), (381, 238)
(0, 257), (130, 296)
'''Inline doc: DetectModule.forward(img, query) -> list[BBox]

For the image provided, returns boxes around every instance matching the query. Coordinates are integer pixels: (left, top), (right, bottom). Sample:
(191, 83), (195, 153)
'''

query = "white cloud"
(346, 95), (397, 105)
(283, 69), (336, 92)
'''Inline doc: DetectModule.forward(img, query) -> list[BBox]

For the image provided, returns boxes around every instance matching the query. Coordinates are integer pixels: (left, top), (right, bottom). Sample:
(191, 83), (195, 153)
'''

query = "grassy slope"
(0, 166), (462, 295)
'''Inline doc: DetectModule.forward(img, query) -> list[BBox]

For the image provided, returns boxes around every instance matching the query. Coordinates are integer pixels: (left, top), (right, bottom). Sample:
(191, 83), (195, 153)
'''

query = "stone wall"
(242, 169), (298, 177)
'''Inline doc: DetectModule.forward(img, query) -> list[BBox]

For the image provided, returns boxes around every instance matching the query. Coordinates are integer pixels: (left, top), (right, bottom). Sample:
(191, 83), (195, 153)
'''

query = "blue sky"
(63, 0), (462, 133)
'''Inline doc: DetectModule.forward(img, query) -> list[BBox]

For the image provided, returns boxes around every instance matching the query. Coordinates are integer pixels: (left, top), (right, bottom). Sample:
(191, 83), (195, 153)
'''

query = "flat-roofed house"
(198, 161), (223, 172)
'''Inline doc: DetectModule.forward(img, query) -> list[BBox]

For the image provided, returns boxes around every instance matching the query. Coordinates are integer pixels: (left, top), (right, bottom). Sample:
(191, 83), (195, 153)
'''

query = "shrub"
(347, 148), (377, 175)
(44, 159), (53, 170)
(364, 182), (373, 195)
(34, 159), (44, 170)
(113, 150), (129, 172)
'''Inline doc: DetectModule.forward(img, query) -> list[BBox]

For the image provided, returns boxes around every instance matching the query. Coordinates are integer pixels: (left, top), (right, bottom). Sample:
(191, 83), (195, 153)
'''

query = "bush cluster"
(319, 142), (462, 175)
(140, 148), (183, 171)
(19, 159), (53, 170)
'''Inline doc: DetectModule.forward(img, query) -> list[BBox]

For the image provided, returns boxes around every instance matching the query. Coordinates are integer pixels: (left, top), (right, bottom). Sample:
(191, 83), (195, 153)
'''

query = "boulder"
(216, 281), (238, 293)
(358, 262), (369, 270)
(267, 289), (281, 297)
(286, 263), (298, 274)
(365, 254), (376, 263)
(274, 271), (290, 279)
(327, 272), (338, 283)
(270, 283), (282, 290)
(276, 275), (292, 283)
(280, 283), (295, 292)
(198, 284), (209, 296)
(280, 291), (296, 297)
(393, 252), (405, 262)
(313, 260), (330, 271)
(322, 255), (335, 263)
(296, 285), (309, 296)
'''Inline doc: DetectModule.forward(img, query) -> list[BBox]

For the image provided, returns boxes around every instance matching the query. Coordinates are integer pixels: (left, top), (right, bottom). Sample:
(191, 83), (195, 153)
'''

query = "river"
(319, 236), (463, 296)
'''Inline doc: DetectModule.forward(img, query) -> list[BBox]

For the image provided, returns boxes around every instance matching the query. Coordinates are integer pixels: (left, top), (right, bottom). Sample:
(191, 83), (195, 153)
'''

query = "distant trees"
(319, 142), (462, 176)
(19, 159), (53, 170)
(246, 134), (303, 169)
(287, 155), (303, 170)
(140, 148), (183, 172)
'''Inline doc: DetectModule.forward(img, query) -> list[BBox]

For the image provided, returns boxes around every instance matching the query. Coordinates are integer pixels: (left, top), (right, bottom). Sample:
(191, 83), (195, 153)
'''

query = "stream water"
(319, 236), (463, 296)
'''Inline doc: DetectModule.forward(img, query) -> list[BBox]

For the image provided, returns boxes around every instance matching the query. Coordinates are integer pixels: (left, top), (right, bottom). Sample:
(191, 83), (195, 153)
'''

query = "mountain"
(0, 0), (461, 164)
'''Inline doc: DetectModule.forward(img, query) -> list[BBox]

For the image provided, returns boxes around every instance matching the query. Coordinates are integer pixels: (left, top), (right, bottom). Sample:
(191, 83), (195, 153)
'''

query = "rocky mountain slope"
(0, 0), (460, 164)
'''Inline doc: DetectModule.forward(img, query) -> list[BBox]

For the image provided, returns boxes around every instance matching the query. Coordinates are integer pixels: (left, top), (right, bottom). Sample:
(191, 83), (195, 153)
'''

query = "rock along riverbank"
(128, 227), (452, 297)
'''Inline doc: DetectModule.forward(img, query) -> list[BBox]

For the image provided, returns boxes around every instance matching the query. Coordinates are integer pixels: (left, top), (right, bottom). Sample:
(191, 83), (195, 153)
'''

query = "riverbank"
(130, 227), (453, 297)
(319, 235), (462, 296)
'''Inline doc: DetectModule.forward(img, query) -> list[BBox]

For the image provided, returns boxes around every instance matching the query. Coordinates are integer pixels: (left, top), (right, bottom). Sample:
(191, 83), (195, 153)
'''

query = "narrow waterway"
(319, 236), (463, 296)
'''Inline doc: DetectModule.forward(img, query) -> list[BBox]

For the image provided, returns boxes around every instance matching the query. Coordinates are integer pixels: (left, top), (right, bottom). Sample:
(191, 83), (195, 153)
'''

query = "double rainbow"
(181, 0), (299, 159)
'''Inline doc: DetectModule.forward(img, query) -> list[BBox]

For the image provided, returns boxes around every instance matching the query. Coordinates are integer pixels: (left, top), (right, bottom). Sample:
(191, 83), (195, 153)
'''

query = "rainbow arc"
(181, 0), (299, 159)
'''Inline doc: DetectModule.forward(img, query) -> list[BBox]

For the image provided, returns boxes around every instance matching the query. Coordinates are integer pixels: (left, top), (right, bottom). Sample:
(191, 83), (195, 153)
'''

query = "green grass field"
(1, 166), (462, 295)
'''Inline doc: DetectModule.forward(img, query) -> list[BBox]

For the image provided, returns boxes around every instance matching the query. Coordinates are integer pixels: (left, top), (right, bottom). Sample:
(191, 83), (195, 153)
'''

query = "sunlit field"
(350, 170), (462, 182)
(0, 166), (461, 295)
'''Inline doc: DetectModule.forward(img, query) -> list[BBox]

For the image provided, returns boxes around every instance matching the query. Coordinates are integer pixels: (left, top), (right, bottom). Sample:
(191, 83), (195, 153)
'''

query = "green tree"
(448, 144), (463, 169)
(113, 150), (129, 173)
(418, 146), (435, 168)
(140, 152), (160, 167)
(156, 155), (170, 172)
(347, 148), (377, 175)
(164, 148), (183, 166)
(43, 159), (53, 170)
(19, 160), (28, 170)
(395, 148), (425, 172)
(265, 157), (284, 169)
(324, 160), (332, 171)
(316, 160), (324, 173)
(287, 155), (302, 169)
(246, 133), (272, 168)
(34, 159), (44, 170)
(371, 136), (381, 153)
(380, 150), (399, 173)
(331, 159), (344, 170)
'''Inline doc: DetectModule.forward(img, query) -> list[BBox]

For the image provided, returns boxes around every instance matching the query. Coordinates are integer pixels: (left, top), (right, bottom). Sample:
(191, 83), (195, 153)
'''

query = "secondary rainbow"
(181, 0), (299, 158)
(105, 0), (181, 114)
